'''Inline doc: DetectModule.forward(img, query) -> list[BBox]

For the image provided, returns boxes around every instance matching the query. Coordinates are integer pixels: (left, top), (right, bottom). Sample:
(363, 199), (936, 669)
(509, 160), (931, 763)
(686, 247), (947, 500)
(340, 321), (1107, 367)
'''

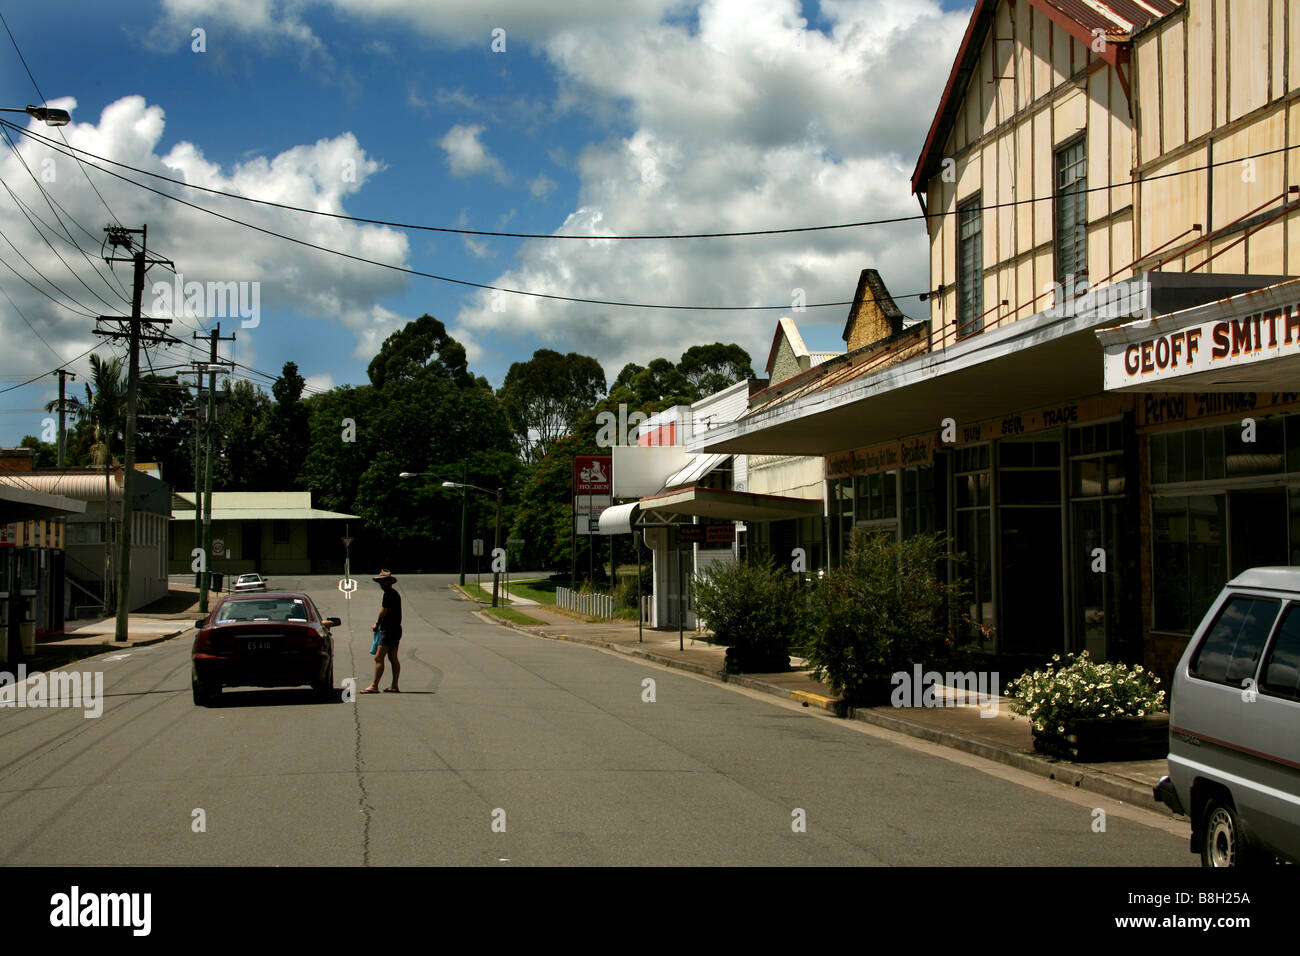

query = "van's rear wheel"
(1200, 798), (1268, 867)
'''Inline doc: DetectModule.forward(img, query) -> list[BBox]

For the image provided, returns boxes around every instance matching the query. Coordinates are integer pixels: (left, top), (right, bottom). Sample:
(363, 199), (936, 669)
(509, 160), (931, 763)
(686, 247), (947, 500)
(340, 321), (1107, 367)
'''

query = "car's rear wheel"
(192, 678), (220, 707)
(312, 660), (334, 700)
(1200, 797), (1269, 867)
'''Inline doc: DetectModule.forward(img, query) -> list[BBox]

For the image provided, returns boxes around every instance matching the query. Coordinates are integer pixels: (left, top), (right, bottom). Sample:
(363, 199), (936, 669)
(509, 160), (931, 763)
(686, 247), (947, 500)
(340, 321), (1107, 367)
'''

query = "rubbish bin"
(212, 573), (224, 593)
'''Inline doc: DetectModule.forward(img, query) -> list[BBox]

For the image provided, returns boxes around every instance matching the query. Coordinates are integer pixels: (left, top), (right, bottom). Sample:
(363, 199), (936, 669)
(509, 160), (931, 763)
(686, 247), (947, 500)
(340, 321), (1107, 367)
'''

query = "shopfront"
(1097, 278), (1300, 676)
(821, 394), (1139, 663)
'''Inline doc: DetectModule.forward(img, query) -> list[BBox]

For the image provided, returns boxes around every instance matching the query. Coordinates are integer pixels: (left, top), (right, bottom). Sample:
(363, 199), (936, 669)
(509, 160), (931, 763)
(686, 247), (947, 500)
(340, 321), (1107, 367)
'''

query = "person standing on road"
(361, 569), (402, 693)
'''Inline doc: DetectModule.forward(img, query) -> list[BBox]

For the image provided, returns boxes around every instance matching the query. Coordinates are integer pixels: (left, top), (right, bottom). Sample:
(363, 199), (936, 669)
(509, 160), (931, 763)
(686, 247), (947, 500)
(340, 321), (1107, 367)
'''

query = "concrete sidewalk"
(23, 587), (205, 669)
(465, 587), (1172, 815)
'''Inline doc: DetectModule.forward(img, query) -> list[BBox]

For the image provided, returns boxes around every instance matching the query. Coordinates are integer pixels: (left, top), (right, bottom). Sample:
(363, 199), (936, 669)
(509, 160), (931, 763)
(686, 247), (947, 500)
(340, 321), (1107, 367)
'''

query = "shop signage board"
(824, 393), (1131, 479)
(573, 455), (612, 496)
(574, 454), (613, 537)
(1136, 390), (1300, 428)
(1100, 299), (1300, 393)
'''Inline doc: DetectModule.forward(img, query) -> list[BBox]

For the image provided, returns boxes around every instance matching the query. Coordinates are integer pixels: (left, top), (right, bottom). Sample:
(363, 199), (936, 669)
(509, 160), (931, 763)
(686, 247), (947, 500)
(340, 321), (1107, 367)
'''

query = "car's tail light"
(195, 630), (211, 653)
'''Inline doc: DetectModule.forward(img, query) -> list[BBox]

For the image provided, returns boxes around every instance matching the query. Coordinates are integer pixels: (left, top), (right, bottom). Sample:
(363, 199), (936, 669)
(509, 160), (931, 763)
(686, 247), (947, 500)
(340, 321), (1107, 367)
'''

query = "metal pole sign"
(338, 532), (356, 599)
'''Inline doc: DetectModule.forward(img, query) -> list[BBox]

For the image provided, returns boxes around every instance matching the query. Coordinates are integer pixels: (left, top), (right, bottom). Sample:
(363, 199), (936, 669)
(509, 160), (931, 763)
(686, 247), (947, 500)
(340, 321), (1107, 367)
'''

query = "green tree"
(678, 343), (754, 398)
(499, 349), (606, 463)
(367, 313), (469, 389)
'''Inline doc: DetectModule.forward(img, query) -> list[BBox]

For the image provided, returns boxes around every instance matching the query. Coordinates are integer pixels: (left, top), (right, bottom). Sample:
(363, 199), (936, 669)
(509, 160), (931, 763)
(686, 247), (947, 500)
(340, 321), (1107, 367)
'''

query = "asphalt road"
(0, 574), (1192, 866)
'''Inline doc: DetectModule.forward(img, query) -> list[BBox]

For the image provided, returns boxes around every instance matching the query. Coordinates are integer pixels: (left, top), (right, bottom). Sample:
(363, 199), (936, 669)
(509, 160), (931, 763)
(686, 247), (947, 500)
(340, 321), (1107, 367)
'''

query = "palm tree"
(46, 355), (125, 465)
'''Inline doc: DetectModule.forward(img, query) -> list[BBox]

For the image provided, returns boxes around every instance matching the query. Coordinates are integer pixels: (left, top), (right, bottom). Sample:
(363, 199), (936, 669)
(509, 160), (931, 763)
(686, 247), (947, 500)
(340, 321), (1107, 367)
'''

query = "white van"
(1155, 567), (1300, 866)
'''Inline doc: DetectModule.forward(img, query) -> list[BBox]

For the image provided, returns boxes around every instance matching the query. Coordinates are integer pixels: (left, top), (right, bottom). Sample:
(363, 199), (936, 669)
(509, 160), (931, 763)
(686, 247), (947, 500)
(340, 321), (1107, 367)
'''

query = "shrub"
(804, 531), (971, 703)
(1004, 651), (1166, 733)
(692, 556), (806, 673)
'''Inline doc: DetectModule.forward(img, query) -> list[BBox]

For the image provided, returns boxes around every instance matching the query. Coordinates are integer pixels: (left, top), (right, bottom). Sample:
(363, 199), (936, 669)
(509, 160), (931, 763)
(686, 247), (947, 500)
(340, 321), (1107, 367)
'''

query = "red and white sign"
(0, 523), (17, 548)
(1100, 295), (1300, 392)
(573, 455), (612, 495)
(342, 536), (354, 548)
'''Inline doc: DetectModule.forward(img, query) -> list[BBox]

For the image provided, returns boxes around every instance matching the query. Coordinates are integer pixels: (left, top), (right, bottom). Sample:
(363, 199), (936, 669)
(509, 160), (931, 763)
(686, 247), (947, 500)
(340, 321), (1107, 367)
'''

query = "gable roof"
(765, 316), (810, 375)
(843, 268), (905, 343)
(911, 0), (1183, 195)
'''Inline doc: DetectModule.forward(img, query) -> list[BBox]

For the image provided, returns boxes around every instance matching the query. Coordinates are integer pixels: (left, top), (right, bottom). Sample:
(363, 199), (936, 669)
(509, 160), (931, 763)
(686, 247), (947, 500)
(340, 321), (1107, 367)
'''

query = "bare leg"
(387, 644), (400, 691)
(364, 646), (387, 692)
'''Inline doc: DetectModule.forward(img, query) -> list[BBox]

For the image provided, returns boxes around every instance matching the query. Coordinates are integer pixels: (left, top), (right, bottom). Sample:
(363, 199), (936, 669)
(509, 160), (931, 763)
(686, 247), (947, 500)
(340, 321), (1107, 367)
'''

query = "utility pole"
(52, 369), (75, 468)
(95, 226), (173, 643)
(194, 324), (234, 615)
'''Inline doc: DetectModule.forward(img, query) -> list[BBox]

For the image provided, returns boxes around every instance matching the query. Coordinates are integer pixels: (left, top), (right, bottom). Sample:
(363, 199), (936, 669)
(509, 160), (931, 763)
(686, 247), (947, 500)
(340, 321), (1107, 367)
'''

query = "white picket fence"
(556, 587), (615, 619)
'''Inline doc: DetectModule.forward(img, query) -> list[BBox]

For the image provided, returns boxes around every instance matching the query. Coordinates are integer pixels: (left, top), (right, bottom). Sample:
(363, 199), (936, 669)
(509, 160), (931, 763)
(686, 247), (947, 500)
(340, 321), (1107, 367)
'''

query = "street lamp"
(0, 104), (71, 126)
(401, 466), (469, 586)
(442, 481), (503, 607)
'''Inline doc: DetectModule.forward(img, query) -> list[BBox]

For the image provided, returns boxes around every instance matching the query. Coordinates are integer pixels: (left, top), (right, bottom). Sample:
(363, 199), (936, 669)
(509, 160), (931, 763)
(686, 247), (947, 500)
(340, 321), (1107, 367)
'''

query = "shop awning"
(0, 486), (86, 521)
(1096, 277), (1300, 393)
(694, 273), (1288, 457)
(637, 486), (822, 523)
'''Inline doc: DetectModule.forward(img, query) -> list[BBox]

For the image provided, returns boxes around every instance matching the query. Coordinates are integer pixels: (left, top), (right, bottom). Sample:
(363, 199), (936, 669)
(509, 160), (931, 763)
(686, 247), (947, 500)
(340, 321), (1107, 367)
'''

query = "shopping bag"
(370, 629), (383, 654)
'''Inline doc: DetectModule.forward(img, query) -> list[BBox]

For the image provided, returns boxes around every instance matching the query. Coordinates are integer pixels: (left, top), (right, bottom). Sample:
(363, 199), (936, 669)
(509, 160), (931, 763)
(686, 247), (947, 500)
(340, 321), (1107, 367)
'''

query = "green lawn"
(500, 577), (557, 605)
(486, 606), (547, 626)
(462, 582), (511, 604)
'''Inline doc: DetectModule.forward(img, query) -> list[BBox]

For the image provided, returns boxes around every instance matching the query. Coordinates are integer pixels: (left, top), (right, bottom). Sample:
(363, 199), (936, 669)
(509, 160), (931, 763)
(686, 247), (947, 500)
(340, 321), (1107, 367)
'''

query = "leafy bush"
(1004, 651), (1166, 733)
(804, 531), (970, 703)
(692, 556), (805, 673)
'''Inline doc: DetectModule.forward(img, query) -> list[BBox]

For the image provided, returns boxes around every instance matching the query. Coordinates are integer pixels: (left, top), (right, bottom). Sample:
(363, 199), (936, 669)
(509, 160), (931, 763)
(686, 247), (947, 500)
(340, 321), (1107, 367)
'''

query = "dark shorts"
(379, 626), (402, 648)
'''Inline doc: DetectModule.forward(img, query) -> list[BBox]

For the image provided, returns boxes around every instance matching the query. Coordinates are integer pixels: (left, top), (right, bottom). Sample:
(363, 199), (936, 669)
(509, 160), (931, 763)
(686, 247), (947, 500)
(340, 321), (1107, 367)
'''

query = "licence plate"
(240, 639), (274, 652)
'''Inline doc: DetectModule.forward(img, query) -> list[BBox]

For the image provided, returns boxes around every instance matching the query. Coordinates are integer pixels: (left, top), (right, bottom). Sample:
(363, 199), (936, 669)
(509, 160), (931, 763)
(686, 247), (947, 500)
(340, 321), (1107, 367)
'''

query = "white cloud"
(450, 0), (966, 375)
(437, 124), (509, 183)
(529, 172), (557, 200)
(0, 94), (412, 410)
(463, 237), (496, 259)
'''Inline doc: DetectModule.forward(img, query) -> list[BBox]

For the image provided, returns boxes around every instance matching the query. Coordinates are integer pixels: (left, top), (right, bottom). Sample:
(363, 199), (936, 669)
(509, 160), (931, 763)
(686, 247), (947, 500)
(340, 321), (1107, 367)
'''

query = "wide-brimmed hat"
(372, 569), (398, 584)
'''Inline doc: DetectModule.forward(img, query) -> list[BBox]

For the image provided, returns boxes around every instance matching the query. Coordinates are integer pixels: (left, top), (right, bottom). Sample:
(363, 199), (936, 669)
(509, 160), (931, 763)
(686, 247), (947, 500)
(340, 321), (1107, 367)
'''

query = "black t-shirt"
(381, 587), (402, 630)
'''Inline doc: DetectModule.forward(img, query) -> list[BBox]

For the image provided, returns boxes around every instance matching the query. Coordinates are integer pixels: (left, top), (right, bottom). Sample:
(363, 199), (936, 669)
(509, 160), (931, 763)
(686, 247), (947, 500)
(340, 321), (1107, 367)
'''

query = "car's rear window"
(1261, 604), (1300, 700)
(216, 598), (311, 623)
(1190, 595), (1280, 686)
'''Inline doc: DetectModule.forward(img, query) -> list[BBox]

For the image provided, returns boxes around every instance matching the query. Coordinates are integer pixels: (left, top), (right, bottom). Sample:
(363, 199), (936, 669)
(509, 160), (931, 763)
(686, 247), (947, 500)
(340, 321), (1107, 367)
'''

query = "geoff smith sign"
(1099, 294), (1300, 392)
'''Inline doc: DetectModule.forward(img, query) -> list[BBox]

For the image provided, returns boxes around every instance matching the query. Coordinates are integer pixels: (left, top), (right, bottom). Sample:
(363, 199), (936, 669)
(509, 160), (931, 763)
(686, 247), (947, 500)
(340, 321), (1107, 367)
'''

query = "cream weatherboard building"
(696, 0), (1300, 679)
(169, 492), (358, 578)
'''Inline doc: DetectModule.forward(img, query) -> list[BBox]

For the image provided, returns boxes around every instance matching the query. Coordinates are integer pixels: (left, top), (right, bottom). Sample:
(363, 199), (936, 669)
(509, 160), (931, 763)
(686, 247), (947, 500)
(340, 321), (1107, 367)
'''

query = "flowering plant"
(1003, 651), (1166, 733)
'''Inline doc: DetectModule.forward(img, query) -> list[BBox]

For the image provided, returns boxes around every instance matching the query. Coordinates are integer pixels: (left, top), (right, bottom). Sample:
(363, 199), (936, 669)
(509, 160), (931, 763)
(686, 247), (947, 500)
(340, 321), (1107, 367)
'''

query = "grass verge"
(486, 606), (547, 626)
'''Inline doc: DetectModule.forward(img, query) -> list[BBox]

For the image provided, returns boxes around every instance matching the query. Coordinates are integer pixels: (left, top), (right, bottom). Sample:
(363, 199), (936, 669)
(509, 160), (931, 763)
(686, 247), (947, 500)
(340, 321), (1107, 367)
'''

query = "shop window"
(901, 465), (937, 539)
(1190, 596), (1280, 687)
(1153, 495), (1227, 633)
(1225, 416), (1284, 476)
(1287, 413), (1300, 473)
(273, 520), (291, 545)
(957, 195), (983, 338)
(1261, 606), (1300, 700)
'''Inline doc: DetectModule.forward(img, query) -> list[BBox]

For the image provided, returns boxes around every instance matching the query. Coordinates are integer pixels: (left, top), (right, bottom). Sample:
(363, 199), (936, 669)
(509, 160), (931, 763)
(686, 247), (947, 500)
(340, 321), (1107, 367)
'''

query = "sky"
(0, 0), (975, 446)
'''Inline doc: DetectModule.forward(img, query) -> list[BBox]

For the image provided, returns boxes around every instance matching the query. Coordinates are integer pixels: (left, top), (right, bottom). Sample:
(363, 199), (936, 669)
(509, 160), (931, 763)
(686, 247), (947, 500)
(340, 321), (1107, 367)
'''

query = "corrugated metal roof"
(168, 507), (358, 521)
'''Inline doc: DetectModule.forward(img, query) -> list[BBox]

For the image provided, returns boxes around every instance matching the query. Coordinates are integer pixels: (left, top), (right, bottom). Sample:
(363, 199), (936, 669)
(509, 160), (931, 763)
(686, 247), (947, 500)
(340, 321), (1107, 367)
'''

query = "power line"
(0, 279), (61, 362)
(0, 129), (877, 311)
(0, 238), (98, 316)
(0, 341), (103, 395)
(4, 118), (1296, 239)
(0, 126), (133, 307)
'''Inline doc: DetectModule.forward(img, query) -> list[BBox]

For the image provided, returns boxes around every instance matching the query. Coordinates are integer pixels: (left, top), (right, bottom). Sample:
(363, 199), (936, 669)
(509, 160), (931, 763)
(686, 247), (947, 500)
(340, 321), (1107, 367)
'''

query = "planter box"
(1032, 714), (1169, 762)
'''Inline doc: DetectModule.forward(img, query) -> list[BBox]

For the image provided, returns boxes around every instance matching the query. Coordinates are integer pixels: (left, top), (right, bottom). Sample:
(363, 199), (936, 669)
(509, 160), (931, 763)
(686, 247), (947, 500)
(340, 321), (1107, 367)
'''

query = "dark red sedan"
(192, 592), (340, 706)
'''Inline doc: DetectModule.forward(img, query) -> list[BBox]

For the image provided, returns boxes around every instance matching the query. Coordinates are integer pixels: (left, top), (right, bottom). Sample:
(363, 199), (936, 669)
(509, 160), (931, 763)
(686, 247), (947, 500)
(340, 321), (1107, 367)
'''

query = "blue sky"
(0, 0), (975, 446)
